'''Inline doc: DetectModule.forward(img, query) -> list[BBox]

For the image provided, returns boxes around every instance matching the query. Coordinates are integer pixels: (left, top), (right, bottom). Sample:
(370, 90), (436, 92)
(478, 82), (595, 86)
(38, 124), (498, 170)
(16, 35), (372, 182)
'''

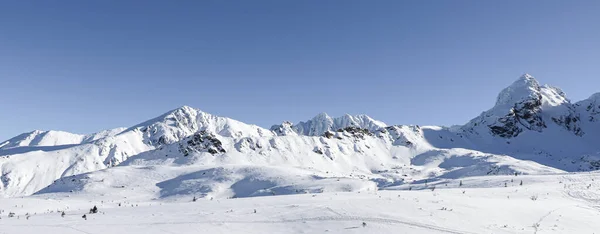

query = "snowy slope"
(0, 128), (126, 150)
(1, 74), (600, 200)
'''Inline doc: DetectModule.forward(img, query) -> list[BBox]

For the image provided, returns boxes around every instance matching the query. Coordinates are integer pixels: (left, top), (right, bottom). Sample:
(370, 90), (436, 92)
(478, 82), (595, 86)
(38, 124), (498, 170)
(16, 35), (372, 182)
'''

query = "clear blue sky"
(1, 1), (600, 141)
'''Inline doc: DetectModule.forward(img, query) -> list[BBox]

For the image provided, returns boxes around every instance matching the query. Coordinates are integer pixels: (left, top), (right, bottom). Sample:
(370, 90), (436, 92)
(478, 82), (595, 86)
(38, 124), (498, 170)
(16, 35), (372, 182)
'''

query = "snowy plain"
(2, 172), (600, 234)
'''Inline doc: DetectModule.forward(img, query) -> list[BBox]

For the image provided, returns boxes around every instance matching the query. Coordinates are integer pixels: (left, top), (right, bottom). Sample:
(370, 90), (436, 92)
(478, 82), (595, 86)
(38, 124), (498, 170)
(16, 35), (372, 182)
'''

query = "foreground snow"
(2, 172), (599, 234)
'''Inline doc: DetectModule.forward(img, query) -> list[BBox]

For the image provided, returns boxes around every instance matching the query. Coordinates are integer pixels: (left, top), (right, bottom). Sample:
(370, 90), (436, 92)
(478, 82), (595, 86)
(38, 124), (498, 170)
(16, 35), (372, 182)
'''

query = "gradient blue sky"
(1, 1), (600, 141)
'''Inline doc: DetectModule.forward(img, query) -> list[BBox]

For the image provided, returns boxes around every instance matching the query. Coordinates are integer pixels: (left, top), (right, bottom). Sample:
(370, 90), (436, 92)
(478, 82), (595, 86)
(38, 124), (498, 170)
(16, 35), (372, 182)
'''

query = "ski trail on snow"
(532, 208), (561, 234)
(5, 215), (473, 234)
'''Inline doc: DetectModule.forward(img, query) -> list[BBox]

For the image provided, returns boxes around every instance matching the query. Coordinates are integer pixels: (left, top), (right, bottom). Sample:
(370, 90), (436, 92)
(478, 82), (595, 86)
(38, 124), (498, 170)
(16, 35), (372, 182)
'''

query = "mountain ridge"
(2, 74), (600, 198)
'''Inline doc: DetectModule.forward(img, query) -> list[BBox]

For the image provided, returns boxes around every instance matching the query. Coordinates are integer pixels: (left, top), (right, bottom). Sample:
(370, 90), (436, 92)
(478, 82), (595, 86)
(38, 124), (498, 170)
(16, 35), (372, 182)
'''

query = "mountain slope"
(0, 128), (127, 150)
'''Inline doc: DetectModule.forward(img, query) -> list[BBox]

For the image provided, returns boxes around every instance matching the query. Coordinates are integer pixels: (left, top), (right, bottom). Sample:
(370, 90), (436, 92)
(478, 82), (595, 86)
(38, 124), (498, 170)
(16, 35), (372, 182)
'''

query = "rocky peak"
(292, 113), (386, 136)
(462, 74), (586, 138)
(494, 74), (542, 109)
(178, 130), (226, 156)
(462, 74), (546, 138)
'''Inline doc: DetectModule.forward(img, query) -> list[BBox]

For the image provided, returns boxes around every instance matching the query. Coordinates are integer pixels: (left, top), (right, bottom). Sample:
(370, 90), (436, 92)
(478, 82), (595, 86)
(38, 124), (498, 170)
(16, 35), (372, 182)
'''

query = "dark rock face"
(336, 127), (373, 140)
(485, 90), (549, 138)
(322, 131), (334, 139)
(552, 114), (583, 136)
(1, 172), (10, 189)
(512, 95), (546, 132)
(179, 130), (226, 156)
(489, 115), (524, 138)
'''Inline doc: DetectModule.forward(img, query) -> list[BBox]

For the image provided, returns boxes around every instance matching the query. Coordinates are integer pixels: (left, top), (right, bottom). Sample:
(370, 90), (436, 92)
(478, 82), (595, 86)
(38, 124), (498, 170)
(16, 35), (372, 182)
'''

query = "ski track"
(532, 208), (560, 234)
(561, 174), (600, 205)
(4, 215), (472, 234)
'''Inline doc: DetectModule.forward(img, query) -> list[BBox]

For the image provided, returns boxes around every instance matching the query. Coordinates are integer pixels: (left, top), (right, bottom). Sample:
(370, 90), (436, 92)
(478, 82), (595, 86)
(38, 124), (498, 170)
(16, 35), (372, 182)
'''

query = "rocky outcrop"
(270, 121), (296, 136)
(178, 131), (226, 156)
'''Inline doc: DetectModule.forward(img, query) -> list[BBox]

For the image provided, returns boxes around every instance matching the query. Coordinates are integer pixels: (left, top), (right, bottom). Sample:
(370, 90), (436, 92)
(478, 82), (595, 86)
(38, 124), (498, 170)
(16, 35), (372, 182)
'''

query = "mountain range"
(1, 74), (600, 199)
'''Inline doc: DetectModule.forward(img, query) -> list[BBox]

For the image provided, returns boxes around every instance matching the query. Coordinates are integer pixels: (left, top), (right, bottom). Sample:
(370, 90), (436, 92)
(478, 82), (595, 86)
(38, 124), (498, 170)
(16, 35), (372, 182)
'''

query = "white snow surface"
(2, 74), (600, 232)
(2, 172), (600, 233)
(0, 128), (126, 150)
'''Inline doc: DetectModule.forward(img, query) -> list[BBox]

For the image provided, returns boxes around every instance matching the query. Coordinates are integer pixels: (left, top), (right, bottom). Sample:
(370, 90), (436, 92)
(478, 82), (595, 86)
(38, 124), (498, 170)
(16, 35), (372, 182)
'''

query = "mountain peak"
(312, 112), (332, 121)
(515, 73), (540, 88)
(519, 73), (535, 81)
(494, 74), (541, 108)
(291, 113), (386, 136)
(170, 105), (200, 115)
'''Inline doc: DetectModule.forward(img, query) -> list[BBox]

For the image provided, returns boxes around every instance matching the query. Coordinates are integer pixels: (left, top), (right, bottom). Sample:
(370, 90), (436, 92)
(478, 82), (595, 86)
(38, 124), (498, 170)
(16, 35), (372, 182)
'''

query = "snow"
(2, 74), (600, 232)
(495, 73), (541, 109)
(0, 128), (126, 150)
(2, 172), (600, 233)
(289, 112), (387, 136)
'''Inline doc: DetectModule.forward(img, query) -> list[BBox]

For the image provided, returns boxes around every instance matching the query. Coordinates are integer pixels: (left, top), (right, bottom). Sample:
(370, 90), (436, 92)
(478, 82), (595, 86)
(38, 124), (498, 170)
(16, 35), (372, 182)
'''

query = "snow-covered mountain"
(460, 74), (582, 138)
(0, 128), (126, 150)
(270, 112), (387, 136)
(2, 74), (600, 199)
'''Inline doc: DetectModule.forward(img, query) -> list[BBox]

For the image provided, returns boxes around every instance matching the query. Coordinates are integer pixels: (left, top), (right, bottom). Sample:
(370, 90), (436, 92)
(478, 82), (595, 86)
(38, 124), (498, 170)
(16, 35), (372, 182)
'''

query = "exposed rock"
(178, 130), (226, 156)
